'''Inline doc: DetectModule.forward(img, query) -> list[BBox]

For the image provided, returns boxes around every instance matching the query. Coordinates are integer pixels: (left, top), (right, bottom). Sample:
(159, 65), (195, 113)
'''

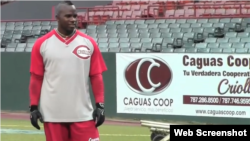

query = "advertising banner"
(116, 53), (250, 118)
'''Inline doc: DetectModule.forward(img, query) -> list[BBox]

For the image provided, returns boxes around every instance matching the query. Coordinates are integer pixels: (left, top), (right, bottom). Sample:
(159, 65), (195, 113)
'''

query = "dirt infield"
(1, 112), (141, 126)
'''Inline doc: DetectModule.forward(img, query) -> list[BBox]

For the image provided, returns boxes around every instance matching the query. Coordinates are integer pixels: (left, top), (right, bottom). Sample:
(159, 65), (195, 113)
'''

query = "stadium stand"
(1, 0), (250, 53)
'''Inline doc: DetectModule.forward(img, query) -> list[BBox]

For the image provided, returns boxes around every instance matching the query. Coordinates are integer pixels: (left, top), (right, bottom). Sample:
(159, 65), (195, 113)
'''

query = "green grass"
(1, 119), (151, 141)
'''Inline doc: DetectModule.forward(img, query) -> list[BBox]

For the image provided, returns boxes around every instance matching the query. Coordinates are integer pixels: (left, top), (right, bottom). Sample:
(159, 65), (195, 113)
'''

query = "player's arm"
(29, 39), (45, 108)
(29, 39), (44, 130)
(89, 38), (107, 104)
(89, 37), (107, 127)
(29, 74), (43, 108)
(90, 74), (104, 104)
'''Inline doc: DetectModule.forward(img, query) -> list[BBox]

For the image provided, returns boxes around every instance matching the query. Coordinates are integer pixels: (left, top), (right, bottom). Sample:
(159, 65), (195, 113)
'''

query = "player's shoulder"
(77, 30), (98, 45)
(33, 30), (55, 47)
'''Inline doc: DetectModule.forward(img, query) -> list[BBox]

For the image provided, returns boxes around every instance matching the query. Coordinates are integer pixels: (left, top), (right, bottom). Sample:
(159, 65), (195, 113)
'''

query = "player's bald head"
(55, 1), (76, 17)
(55, 1), (77, 34)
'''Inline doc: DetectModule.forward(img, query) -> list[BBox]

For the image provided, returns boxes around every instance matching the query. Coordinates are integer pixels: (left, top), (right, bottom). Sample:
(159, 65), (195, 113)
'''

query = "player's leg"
(69, 120), (100, 141)
(44, 122), (71, 141)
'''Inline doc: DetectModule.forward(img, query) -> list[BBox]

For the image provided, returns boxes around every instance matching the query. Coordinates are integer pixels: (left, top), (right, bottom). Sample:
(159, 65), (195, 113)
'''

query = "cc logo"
(72, 45), (91, 60)
(136, 58), (161, 93)
(125, 57), (172, 96)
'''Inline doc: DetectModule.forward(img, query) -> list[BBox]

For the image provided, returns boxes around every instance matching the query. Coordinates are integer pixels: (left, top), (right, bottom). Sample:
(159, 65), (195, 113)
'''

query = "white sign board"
(116, 53), (250, 118)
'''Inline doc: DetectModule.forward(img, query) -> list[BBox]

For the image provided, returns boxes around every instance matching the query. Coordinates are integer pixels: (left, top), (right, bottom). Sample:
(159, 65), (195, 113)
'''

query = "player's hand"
(93, 103), (105, 127)
(29, 105), (44, 130)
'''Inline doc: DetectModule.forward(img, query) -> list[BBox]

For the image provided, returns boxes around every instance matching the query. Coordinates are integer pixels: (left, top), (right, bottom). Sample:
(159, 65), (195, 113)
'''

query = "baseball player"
(28, 1), (107, 141)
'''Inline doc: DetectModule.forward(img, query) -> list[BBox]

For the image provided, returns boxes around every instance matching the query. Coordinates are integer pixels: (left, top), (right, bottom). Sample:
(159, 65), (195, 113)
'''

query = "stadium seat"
(241, 37), (250, 42)
(98, 43), (109, 48)
(120, 47), (131, 52)
(99, 48), (109, 52)
(186, 48), (197, 53)
(5, 47), (15, 52)
(235, 48), (248, 53)
(238, 32), (249, 37)
(223, 48), (236, 53)
(207, 43), (218, 48)
(197, 48), (210, 53)
(6, 43), (17, 48)
(225, 32), (237, 37)
(245, 43), (250, 48)
(129, 42), (139, 48)
(174, 48), (185, 53)
(99, 38), (108, 42)
(108, 42), (118, 48)
(162, 48), (174, 53)
(17, 43), (26, 48)
(205, 38), (217, 43)
(183, 43), (195, 48)
(15, 47), (25, 52)
(109, 47), (120, 52)
(1, 48), (5, 52)
(195, 43), (207, 48)
(210, 48), (223, 53)
(219, 43), (232, 48)
(118, 42), (129, 48)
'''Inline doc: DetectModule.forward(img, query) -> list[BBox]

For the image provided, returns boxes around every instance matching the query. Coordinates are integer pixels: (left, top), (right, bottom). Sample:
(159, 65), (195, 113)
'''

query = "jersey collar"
(53, 29), (78, 45)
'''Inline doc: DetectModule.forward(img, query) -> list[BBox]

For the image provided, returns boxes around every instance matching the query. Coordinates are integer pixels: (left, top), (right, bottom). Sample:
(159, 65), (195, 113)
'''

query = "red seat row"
(75, 1), (250, 25)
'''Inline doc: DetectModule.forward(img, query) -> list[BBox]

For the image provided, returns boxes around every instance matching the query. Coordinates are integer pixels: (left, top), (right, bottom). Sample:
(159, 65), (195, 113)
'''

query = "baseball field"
(1, 112), (150, 141)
